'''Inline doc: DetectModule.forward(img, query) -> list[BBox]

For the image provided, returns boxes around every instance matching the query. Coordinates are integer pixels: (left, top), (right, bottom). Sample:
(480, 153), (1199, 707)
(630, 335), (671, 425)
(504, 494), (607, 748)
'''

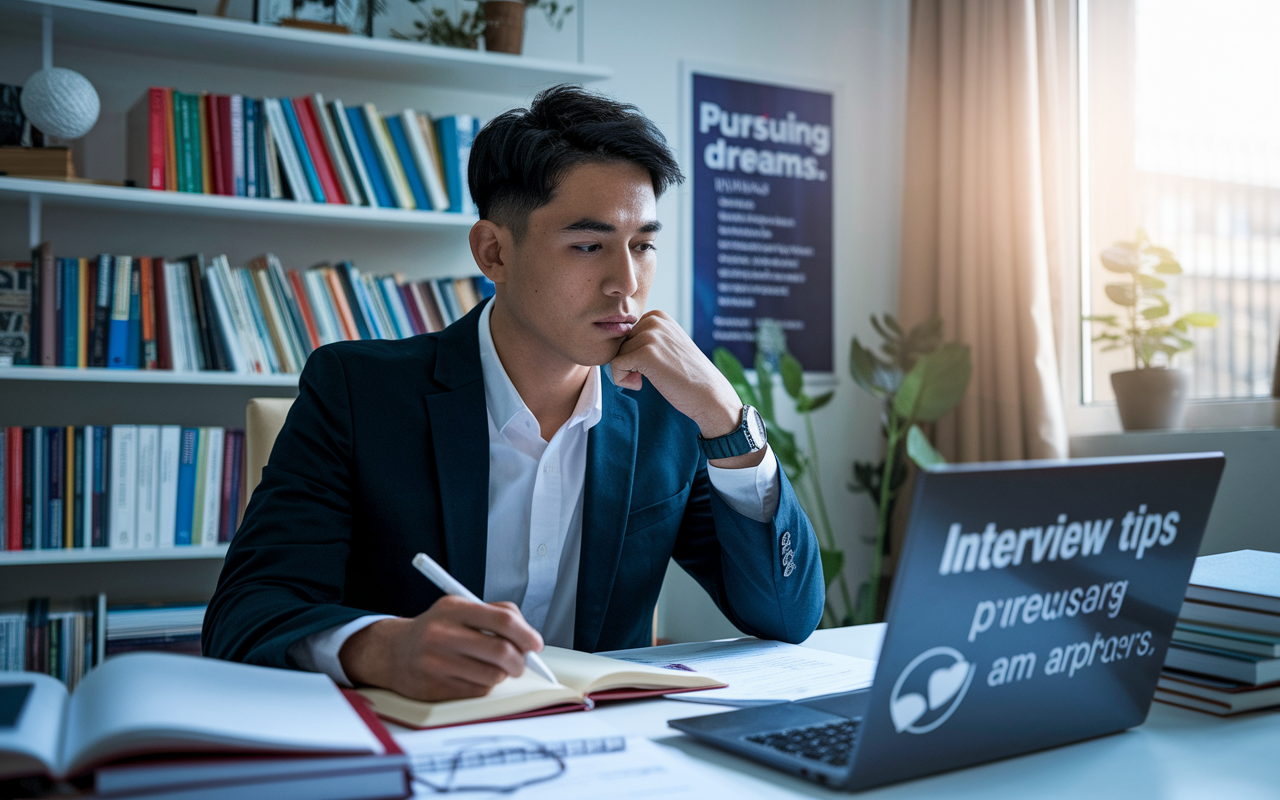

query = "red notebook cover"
(139, 257), (157, 369)
(207, 96), (226, 196)
(286, 269), (321, 351)
(148, 87), (166, 190)
(151, 258), (172, 371)
(5, 428), (21, 551)
(294, 97), (347, 204)
(217, 95), (234, 197)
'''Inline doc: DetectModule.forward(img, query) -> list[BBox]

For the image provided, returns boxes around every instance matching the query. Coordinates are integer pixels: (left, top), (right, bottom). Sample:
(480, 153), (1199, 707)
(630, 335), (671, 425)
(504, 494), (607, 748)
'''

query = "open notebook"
(359, 645), (726, 729)
(0, 652), (406, 798)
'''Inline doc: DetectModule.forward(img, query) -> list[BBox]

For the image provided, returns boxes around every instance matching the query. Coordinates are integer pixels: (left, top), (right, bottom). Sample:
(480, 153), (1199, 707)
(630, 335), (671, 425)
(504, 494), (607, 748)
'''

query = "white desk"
(584, 624), (1280, 799)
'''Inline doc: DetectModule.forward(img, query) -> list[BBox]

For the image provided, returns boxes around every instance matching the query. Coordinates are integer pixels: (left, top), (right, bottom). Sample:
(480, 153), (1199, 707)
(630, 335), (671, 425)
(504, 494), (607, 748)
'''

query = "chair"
(245, 397), (295, 497)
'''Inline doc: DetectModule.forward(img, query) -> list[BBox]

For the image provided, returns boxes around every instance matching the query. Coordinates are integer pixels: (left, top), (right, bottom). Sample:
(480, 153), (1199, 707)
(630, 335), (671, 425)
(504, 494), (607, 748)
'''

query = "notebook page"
(61, 652), (383, 777)
(0, 673), (67, 779)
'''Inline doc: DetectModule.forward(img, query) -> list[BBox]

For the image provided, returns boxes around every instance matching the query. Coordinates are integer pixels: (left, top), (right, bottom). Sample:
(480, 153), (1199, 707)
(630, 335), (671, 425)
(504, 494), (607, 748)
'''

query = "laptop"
(669, 452), (1226, 791)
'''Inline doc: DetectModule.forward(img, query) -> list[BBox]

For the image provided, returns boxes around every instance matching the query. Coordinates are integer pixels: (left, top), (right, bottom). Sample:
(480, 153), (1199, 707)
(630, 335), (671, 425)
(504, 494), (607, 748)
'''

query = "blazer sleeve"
(202, 345), (374, 668)
(671, 462), (825, 644)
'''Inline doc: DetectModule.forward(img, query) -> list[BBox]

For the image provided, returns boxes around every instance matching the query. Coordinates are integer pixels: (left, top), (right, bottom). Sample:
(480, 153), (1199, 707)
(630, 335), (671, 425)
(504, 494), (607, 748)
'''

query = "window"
(1083, 0), (1280, 404)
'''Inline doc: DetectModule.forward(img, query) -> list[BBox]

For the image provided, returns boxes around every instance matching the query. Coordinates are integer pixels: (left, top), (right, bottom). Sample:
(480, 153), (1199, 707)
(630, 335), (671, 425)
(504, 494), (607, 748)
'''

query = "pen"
(411, 552), (558, 685)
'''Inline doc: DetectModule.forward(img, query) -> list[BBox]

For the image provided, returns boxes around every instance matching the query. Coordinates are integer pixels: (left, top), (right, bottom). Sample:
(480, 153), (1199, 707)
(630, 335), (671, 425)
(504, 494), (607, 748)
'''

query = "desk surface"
(587, 624), (1280, 799)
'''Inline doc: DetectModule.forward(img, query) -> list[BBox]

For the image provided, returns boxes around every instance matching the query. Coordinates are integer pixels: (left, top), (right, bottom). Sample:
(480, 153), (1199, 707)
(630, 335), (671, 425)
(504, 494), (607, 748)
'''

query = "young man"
(203, 86), (823, 702)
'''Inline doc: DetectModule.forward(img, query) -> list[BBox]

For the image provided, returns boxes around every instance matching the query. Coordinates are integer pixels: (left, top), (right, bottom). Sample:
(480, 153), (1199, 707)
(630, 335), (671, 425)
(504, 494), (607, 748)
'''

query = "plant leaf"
(1136, 273), (1167, 290)
(780, 353), (804, 399)
(1142, 303), (1170, 320)
(1178, 311), (1219, 328)
(1105, 283), (1137, 307)
(894, 343), (972, 423)
(820, 547), (845, 590)
(1101, 246), (1140, 273)
(753, 350), (775, 420)
(713, 347), (759, 408)
(1153, 259), (1183, 275)
(906, 424), (946, 468)
(804, 390), (835, 412)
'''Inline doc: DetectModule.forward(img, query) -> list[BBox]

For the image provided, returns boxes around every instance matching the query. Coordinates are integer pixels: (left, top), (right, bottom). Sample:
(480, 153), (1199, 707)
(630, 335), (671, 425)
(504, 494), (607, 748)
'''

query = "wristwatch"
(697, 405), (767, 460)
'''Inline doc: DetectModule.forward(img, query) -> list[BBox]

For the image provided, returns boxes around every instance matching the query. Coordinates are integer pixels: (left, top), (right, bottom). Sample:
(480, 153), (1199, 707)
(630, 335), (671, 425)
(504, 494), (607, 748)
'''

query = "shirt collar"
(477, 299), (603, 437)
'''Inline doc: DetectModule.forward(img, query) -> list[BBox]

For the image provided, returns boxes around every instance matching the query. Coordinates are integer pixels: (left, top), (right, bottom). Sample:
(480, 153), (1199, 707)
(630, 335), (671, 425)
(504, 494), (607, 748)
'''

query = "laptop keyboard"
(744, 718), (861, 768)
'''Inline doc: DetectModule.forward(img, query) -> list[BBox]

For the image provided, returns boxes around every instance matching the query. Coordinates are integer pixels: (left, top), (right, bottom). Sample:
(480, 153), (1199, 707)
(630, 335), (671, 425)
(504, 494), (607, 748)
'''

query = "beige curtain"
(899, 0), (1074, 461)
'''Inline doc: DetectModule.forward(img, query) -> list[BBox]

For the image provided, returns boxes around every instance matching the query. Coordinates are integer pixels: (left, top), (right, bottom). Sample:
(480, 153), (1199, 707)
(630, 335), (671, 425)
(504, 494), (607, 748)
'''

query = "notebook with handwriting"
(358, 646), (726, 729)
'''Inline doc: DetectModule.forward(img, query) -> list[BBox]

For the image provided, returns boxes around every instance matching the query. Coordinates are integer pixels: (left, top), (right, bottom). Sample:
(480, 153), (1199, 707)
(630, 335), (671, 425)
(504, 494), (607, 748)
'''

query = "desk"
(582, 624), (1280, 799)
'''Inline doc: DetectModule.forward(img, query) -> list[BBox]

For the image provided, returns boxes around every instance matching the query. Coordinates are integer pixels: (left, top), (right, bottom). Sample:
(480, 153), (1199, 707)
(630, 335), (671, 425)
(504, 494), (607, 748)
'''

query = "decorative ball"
(20, 67), (100, 141)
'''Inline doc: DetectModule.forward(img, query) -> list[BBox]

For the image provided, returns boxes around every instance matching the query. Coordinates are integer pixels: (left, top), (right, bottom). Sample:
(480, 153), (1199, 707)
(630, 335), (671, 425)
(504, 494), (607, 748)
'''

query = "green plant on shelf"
(713, 320), (852, 628)
(391, 0), (573, 47)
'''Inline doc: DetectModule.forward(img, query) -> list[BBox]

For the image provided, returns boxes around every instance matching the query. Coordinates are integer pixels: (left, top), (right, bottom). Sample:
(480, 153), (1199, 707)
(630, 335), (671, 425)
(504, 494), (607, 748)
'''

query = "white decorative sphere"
(20, 67), (100, 140)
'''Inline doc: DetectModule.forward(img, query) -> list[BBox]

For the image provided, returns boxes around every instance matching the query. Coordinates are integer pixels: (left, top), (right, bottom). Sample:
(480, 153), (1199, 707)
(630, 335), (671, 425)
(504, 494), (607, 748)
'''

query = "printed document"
(602, 638), (877, 706)
(396, 714), (763, 799)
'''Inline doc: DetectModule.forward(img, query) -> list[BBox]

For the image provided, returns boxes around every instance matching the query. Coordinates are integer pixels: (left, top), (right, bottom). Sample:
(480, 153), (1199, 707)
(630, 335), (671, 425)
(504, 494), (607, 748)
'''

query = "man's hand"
(339, 596), (544, 702)
(609, 310), (764, 469)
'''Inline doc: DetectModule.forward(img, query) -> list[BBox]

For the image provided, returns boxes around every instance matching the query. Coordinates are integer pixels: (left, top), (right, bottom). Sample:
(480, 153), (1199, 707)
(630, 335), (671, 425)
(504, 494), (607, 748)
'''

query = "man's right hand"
(338, 596), (545, 701)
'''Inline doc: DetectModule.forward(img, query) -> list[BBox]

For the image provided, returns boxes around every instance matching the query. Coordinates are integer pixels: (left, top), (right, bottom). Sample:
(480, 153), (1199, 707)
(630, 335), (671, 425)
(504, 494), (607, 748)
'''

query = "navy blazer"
(203, 301), (824, 668)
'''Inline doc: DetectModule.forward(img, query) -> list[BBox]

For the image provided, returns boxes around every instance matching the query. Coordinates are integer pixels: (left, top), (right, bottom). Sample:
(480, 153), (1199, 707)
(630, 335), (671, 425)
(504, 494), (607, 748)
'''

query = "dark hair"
(468, 85), (684, 238)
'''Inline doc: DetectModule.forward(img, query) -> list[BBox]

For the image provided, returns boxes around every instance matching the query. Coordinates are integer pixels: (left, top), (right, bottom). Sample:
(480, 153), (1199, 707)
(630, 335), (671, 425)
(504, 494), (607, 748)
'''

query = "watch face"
(745, 406), (767, 448)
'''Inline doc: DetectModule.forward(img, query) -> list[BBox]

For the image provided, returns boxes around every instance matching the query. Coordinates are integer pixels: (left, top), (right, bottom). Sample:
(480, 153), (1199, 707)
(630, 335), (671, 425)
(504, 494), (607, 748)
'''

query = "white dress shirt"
(289, 300), (780, 685)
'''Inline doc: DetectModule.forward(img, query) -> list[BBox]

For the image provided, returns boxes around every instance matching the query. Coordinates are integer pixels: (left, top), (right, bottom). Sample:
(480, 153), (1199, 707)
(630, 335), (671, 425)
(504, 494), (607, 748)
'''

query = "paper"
(602, 638), (877, 706)
(396, 714), (762, 799)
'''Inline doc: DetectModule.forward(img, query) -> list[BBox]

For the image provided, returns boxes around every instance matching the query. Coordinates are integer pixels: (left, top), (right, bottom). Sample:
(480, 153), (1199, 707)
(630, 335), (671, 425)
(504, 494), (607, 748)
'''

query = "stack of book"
(0, 425), (245, 552)
(0, 595), (105, 690)
(1157, 550), (1280, 715)
(0, 251), (492, 372)
(126, 87), (479, 214)
(105, 602), (205, 658)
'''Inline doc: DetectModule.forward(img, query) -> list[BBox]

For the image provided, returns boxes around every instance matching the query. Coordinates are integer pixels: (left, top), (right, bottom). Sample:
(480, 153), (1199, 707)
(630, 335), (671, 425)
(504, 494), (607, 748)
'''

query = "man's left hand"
(609, 310), (765, 469)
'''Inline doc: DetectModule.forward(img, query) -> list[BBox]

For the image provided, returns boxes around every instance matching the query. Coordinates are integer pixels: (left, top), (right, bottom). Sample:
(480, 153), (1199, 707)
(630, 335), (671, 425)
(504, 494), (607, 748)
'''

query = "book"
(71, 426), (85, 548)
(363, 103), (415, 209)
(190, 428), (209, 544)
(163, 88), (177, 192)
(106, 255), (131, 369)
(1174, 622), (1280, 658)
(411, 111), (451, 212)
(45, 427), (62, 549)
(295, 96), (345, 204)
(207, 93), (227, 196)
(0, 146), (73, 178)
(385, 114), (431, 210)
(0, 652), (407, 796)
(1165, 642), (1280, 685)
(286, 269), (322, 349)
(312, 93), (362, 205)
(1180, 599), (1280, 636)
(1186, 550), (1280, 615)
(203, 256), (248, 373)
(35, 242), (55, 367)
(78, 426), (91, 548)
(281, 97), (327, 203)
(125, 257), (141, 368)
(433, 114), (478, 214)
(140, 256), (158, 369)
(5, 428), (19, 550)
(108, 425), (138, 549)
(244, 96), (259, 198)
(330, 99), (375, 207)
(1156, 671), (1280, 715)
(262, 98), (312, 203)
(91, 426), (109, 548)
(197, 92), (212, 194)
(331, 263), (371, 339)
(135, 425), (160, 549)
(230, 94), (246, 197)
(0, 260), (33, 365)
(359, 645), (724, 729)
(199, 426), (224, 546)
(126, 87), (167, 190)
(262, 102), (284, 199)
(156, 425), (180, 548)
(88, 255), (111, 367)
(344, 105), (394, 208)
(174, 428), (198, 546)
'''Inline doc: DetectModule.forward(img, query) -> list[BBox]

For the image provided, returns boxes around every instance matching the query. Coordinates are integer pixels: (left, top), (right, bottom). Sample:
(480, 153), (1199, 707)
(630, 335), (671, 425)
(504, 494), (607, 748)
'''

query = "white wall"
(0, 0), (910, 640)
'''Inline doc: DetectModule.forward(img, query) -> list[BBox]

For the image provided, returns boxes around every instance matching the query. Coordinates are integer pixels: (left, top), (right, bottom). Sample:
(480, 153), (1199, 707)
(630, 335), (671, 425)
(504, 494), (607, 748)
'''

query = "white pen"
(410, 552), (558, 685)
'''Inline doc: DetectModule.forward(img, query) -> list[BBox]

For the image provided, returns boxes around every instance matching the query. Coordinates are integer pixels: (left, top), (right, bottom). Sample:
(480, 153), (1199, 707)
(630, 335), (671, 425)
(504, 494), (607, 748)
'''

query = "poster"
(690, 71), (834, 373)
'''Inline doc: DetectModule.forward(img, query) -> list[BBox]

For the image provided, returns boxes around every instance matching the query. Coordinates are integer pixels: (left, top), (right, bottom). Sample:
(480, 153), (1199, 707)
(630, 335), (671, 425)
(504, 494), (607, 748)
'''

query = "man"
(203, 85), (823, 702)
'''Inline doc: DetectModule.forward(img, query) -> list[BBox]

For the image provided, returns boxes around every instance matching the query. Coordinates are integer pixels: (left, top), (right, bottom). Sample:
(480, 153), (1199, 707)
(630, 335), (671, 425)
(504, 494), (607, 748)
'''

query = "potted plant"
(1085, 230), (1218, 431)
(391, 0), (572, 53)
(849, 316), (970, 623)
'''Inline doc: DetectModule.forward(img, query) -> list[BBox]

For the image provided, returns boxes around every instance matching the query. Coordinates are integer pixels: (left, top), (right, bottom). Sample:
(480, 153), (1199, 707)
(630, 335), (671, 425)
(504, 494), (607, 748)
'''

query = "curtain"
(898, 0), (1073, 461)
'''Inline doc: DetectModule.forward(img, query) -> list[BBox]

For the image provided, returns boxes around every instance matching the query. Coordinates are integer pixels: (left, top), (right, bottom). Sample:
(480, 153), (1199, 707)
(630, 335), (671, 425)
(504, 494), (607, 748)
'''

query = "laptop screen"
(848, 453), (1224, 790)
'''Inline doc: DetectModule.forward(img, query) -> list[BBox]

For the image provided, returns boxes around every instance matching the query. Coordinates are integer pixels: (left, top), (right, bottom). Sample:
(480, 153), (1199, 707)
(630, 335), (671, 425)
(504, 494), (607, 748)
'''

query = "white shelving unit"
(0, 0), (610, 604)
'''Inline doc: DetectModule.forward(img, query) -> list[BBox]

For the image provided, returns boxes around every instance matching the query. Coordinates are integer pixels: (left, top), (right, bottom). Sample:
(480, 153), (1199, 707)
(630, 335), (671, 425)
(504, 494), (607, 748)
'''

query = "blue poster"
(691, 72), (834, 372)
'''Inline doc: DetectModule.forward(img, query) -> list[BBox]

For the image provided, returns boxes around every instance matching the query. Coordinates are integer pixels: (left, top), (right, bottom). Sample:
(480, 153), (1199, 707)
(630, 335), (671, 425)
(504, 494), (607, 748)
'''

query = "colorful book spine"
(157, 425), (181, 548)
(197, 92), (212, 194)
(230, 94), (246, 197)
(108, 425), (137, 549)
(364, 103), (415, 210)
(244, 97), (259, 198)
(174, 427), (198, 546)
(385, 115), (431, 210)
(91, 425), (108, 548)
(344, 105), (394, 208)
(280, 98), (327, 203)
(125, 258), (141, 369)
(317, 96), (364, 206)
(296, 96), (346, 204)
(135, 425), (159, 549)
(106, 255), (131, 369)
(5, 428), (20, 551)
(46, 426), (62, 550)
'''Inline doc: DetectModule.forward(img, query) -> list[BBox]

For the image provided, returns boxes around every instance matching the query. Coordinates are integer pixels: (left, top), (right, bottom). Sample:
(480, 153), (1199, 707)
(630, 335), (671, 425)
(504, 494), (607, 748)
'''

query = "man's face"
(498, 160), (659, 368)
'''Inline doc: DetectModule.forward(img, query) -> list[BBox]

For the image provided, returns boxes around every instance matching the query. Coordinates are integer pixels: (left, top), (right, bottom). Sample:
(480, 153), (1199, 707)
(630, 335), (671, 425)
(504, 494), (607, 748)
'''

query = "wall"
(0, 0), (910, 641)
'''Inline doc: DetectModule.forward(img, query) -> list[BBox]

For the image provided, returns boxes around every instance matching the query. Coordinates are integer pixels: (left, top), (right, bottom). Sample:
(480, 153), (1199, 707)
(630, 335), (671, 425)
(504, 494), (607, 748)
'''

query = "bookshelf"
(0, 0), (610, 608)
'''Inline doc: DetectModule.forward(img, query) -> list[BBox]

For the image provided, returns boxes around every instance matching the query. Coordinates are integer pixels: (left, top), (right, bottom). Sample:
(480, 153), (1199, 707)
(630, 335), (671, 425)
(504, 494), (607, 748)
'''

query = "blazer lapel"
(574, 378), (638, 652)
(424, 302), (489, 597)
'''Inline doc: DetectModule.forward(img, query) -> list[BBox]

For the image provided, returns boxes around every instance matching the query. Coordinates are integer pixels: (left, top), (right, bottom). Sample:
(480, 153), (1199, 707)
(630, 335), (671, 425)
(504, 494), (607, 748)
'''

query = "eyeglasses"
(411, 734), (625, 794)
